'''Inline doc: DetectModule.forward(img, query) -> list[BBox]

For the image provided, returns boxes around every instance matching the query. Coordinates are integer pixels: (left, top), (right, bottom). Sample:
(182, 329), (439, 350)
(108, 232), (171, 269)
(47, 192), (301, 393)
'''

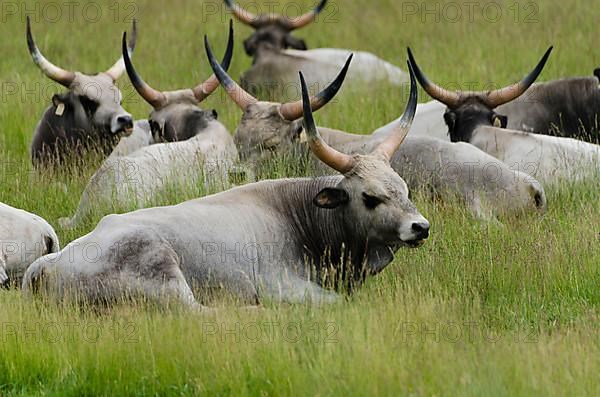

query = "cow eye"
(362, 193), (383, 209)
(79, 96), (99, 114)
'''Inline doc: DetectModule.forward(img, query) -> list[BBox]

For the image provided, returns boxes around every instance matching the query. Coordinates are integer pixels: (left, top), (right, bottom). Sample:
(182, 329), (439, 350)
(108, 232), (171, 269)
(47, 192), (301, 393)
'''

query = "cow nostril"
(411, 222), (430, 239)
(534, 191), (545, 209)
(118, 116), (134, 128)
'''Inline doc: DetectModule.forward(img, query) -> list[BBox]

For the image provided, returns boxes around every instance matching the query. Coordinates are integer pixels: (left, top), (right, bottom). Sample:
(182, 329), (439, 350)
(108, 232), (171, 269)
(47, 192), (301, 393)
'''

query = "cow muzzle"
(111, 113), (134, 135)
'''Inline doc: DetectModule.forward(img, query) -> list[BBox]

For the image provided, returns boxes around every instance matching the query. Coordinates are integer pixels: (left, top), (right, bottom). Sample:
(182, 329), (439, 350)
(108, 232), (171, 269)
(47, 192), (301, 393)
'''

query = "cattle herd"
(1, 1), (599, 309)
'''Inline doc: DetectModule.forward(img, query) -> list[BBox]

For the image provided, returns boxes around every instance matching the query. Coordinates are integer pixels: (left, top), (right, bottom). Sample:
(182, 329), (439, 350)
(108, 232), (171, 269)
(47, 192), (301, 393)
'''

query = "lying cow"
(206, 42), (546, 219)
(59, 27), (238, 229)
(409, 48), (600, 183)
(22, 65), (429, 307)
(27, 17), (136, 167)
(225, 0), (408, 99)
(1, 202), (59, 286)
(495, 69), (600, 143)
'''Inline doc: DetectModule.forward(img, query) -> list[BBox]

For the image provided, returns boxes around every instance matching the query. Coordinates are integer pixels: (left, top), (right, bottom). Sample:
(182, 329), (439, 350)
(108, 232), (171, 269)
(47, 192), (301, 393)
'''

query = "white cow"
(0, 203), (59, 284)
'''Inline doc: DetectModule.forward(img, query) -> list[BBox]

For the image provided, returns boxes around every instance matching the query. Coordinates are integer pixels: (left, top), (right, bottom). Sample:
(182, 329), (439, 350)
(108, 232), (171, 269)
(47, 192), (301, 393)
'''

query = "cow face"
(65, 73), (134, 138)
(243, 22), (307, 57)
(315, 153), (429, 270)
(149, 99), (219, 142)
(444, 97), (507, 142)
(234, 102), (304, 162)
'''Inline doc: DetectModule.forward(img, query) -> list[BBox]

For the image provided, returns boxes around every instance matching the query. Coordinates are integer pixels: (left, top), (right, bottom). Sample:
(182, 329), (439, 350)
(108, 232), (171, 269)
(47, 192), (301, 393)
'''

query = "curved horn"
(279, 54), (353, 121)
(484, 46), (553, 108)
(375, 61), (418, 161)
(300, 72), (355, 174)
(122, 32), (167, 109)
(192, 20), (235, 102)
(407, 47), (460, 108)
(26, 16), (75, 87)
(224, 0), (262, 27)
(106, 19), (137, 81)
(287, 0), (328, 30)
(205, 34), (258, 111)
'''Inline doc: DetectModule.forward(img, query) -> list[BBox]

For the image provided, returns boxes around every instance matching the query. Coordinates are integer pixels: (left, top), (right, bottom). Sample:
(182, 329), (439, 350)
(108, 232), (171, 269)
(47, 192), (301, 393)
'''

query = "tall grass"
(0, 0), (599, 395)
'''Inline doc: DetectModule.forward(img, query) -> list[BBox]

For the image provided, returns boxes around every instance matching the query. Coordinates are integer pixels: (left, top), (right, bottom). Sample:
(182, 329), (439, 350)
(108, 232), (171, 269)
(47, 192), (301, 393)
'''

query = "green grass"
(1, 0), (600, 395)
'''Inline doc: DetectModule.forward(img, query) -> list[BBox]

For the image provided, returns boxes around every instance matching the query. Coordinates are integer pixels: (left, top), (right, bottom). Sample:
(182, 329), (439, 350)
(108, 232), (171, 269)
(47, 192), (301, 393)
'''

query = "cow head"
(224, 0), (327, 58)
(27, 17), (136, 139)
(301, 62), (429, 272)
(123, 22), (234, 142)
(407, 47), (552, 142)
(205, 33), (350, 163)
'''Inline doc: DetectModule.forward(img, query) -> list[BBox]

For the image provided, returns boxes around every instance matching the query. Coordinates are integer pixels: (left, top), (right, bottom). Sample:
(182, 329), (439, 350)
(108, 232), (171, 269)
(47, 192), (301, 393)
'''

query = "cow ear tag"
(55, 103), (65, 117)
(493, 117), (502, 128)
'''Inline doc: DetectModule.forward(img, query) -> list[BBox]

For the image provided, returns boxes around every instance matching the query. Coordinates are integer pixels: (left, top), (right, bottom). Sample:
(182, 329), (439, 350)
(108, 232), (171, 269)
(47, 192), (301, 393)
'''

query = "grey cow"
(22, 61), (429, 308)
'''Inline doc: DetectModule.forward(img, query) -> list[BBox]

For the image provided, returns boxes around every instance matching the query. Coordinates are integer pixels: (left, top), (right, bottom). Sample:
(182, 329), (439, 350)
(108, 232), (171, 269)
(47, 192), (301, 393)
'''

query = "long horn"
(484, 46), (553, 108)
(375, 61), (418, 161)
(300, 72), (355, 174)
(192, 20), (235, 102)
(26, 16), (75, 87)
(205, 34), (258, 111)
(407, 47), (460, 107)
(123, 32), (167, 109)
(224, 0), (263, 27)
(279, 54), (353, 121)
(106, 19), (137, 81)
(287, 0), (328, 29)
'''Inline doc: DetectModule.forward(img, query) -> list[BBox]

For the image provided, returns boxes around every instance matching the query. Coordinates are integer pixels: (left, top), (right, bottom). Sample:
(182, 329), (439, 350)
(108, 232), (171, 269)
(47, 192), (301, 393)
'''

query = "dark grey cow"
(409, 48), (600, 183)
(407, 46), (553, 144)
(225, 0), (407, 99)
(27, 17), (136, 167)
(123, 22), (234, 143)
(22, 66), (429, 307)
(495, 70), (600, 143)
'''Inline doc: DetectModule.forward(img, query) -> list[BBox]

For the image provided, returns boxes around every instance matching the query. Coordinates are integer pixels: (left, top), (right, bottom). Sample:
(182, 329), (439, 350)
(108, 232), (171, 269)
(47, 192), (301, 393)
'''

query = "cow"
(205, 39), (547, 219)
(27, 17), (137, 168)
(225, 0), (408, 99)
(0, 202), (59, 286)
(58, 26), (239, 230)
(408, 48), (600, 183)
(495, 70), (600, 143)
(22, 64), (429, 308)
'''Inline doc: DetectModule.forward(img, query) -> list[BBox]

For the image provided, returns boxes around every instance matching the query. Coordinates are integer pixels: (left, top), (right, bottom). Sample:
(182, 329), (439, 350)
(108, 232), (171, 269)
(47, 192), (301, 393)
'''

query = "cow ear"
(594, 68), (600, 82)
(444, 110), (456, 131)
(492, 114), (508, 128)
(243, 37), (258, 56)
(52, 94), (69, 108)
(285, 35), (307, 50)
(313, 188), (349, 209)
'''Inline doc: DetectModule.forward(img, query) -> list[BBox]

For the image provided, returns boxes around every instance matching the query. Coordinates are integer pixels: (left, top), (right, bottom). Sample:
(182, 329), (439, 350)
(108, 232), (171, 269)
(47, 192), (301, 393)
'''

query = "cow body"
(24, 173), (427, 306)
(496, 76), (600, 142)
(466, 126), (600, 183)
(241, 48), (408, 99)
(60, 119), (237, 229)
(0, 203), (59, 285)
(373, 100), (448, 141)
(316, 127), (546, 218)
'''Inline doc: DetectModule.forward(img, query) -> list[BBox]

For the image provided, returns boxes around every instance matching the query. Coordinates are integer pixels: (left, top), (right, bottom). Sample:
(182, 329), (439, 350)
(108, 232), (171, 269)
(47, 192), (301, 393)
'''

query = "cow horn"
(192, 20), (235, 102)
(279, 54), (353, 121)
(122, 32), (167, 109)
(375, 61), (418, 161)
(300, 72), (355, 174)
(407, 47), (460, 107)
(26, 16), (75, 87)
(106, 19), (138, 81)
(483, 46), (553, 108)
(224, 0), (263, 27)
(205, 34), (258, 111)
(286, 0), (328, 30)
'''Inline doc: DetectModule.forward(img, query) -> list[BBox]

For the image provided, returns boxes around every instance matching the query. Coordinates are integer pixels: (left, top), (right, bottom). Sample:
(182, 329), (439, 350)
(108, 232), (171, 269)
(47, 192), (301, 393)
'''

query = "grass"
(1, 0), (600, 395)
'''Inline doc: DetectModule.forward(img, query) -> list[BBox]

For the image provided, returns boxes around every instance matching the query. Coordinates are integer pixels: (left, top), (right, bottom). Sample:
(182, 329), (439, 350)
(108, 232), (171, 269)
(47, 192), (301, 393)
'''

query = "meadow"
(0, 0), (599, 395)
